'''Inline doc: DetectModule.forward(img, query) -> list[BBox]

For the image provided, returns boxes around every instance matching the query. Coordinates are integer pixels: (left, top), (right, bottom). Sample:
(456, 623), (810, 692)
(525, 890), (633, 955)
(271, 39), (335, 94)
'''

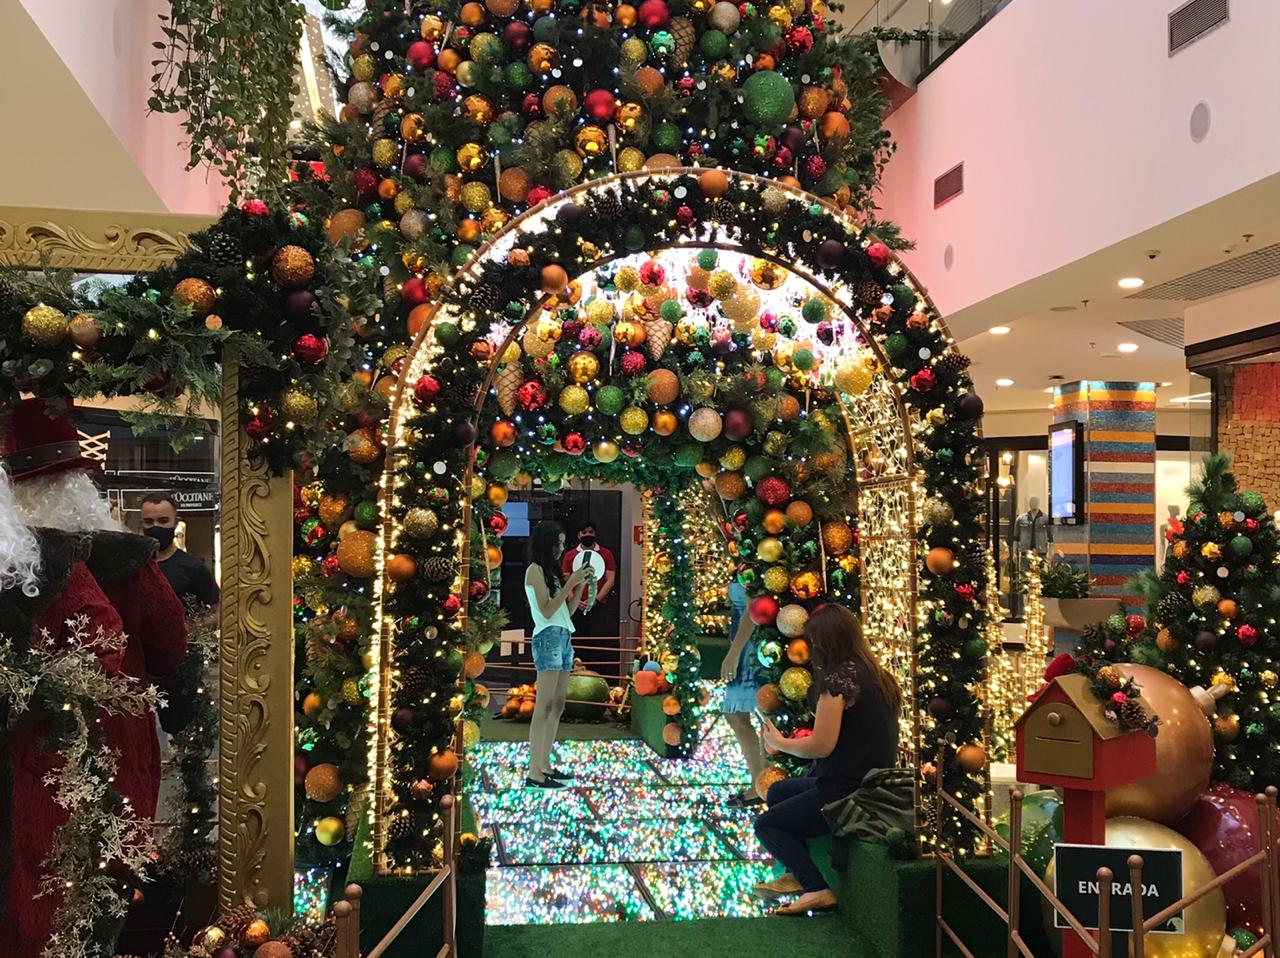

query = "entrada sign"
(1053, 844), (1184, 934)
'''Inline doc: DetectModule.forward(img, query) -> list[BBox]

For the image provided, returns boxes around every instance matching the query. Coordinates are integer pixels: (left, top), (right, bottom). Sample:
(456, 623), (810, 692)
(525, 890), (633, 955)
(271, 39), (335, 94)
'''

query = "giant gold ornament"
(618, 146), (646, 172)
(763, 566), (790, 593)
(790, 570), (822, 599)
(272, 246), (315, 288)
(708, 270), (737, 299)
(833, 357), (875, 395)
(575, 125), (608, 157)
(779, 665), (812, 700)
(1105, 664), (1213, 824)
(593, 439), (620, 463)
(456, 142), (488, 172)
(461, 181), (493, 212)
(568, 351), (600, 383)
(617, 101), (644, 132)
(620, 406), (649, 435)
(21, 304), (69, 346)
(463, 94), (494, 125)
(403, 507), (440, 538)
(559, 384), (590, 415)
(280, 386), (318, 425)
(820, 520), (854, 555)
(1044, 817), (1225, 958)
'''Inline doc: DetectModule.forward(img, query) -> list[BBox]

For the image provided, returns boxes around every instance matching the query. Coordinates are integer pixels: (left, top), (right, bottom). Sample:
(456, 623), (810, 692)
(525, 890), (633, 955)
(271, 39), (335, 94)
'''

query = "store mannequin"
(1159, 505), (1182, 566)
(1009, 497), (1050, 616)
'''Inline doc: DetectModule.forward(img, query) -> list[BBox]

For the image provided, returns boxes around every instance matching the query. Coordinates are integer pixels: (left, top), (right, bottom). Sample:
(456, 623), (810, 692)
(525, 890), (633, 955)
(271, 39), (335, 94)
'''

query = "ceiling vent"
(933, 163), (963, 208)
(1169, 0), (1229, 55)
(1127, 243), (1280, 301)
(1116, 317), (1185, 349)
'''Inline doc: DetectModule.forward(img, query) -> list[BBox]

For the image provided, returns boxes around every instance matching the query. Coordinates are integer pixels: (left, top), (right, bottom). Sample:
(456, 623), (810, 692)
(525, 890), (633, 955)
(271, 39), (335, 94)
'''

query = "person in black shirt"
(140, 493), (220, 606)
(752, 604), (901, 916)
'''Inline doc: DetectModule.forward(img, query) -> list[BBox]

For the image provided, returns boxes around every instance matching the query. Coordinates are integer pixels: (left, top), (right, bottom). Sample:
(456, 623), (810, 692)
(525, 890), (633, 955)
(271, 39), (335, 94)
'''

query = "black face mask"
(144, 526), (176, 549)
(579, 535), (596, 548)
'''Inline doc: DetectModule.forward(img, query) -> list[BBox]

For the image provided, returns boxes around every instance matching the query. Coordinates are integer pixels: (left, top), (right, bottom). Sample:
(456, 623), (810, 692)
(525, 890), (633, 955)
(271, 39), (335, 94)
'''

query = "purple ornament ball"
(817, 239), (845, 270)
(453, 419), (477, 447)
(779, 126), (806, 153)
(929, 696), (954, 720)
(956, 391), (984, 419)
(391, 707), (416, 732)
(284, 289), (316, 323)
(1195, 630), (1218, 650)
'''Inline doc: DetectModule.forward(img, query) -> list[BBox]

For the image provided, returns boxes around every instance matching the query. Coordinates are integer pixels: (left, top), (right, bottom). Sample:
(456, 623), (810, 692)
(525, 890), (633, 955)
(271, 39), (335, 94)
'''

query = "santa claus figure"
(7, 398), (188, 825)
(0, 453), (125, 955)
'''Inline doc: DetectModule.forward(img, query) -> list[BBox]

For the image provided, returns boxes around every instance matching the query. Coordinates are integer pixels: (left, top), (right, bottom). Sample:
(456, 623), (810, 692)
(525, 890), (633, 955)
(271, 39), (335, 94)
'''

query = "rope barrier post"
(443, 793), (458, 958)
(1127, 855), (1146, 958)
(1258, 792), (1276, 958)
(1007, 788), (1023, 958)
(935, 739), (946, 958)
(1268, 786), (1280, 956)
(334, 901), (353, 958)
(345, 884), (364, 958)
(1095, 867), (1112, 958)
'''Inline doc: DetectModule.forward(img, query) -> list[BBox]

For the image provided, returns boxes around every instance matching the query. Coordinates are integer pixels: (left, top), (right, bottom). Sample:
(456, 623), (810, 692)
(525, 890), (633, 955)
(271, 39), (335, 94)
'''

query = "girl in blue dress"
(721, 577), (765, 806)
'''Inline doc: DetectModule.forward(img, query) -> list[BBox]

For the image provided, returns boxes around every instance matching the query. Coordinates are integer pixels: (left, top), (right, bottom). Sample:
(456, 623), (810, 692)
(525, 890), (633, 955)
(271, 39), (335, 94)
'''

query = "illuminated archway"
(372, 170), (987, 870)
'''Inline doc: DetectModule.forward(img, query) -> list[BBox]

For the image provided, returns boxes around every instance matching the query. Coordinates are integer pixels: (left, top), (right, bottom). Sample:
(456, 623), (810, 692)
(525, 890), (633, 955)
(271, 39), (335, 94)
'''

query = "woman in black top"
(752, 604), (901, 916)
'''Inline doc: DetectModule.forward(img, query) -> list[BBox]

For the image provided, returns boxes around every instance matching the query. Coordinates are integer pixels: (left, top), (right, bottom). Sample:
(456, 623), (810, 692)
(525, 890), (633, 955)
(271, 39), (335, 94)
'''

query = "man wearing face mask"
(141, 492), (220, 606)
(560, 520), (618, 669)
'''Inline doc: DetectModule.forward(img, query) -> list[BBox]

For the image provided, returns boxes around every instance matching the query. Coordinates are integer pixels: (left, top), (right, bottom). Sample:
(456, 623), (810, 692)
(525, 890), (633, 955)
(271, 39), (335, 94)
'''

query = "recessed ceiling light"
(996, 378), (1014, 387)
(1118, 277), (1145, 290)
(1159, 381), (1173, 387)
(1118, 342), (1139, 353)
(1044, 387), (1057, 394)
(988, 325), (1011, 335)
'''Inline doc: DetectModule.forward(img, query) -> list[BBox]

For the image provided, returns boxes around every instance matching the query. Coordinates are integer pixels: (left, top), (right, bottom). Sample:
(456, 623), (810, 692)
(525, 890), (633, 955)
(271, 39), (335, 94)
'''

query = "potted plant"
(1036, 560), (1115, 629)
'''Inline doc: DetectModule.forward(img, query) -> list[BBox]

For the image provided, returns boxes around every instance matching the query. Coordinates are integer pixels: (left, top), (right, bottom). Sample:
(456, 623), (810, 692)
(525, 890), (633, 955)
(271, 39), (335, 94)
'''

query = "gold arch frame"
(370, 168), (964, 870)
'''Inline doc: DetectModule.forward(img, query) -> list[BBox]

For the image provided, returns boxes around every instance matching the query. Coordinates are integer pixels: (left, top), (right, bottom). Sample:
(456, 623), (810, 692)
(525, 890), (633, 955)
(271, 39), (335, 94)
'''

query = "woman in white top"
(524, 520), (591, 788)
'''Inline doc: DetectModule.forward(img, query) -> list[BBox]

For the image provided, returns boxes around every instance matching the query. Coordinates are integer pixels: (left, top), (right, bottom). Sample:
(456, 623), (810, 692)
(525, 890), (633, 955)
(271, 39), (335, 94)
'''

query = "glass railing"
(849, 0), (1010, 87)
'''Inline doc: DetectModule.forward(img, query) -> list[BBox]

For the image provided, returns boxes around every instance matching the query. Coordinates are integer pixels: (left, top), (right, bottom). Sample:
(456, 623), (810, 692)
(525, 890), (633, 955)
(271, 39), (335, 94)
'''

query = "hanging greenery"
(149, 0), (307, 201)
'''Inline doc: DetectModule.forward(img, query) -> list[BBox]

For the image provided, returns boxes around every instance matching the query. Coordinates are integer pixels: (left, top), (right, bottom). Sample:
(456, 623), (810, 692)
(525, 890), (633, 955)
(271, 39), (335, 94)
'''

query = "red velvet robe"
(87, 532), (188, 823)
(8, 530), (125, 957)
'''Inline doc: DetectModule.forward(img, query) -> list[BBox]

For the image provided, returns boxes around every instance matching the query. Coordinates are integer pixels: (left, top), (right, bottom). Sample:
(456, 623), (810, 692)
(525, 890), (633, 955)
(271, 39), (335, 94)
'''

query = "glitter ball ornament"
(620, 406), (649, 435)
(714, 470), (747, 501)
(567, 351), (600, 384)
(172, 278), (218, 319)
(756, 476), (791, 507)
(21, 304), (69, 346)
(779, 665), (812, 700)
(304, 763), (342, 802)
(821, 520), (854, 555)
(336, 530), (378, 578)
(922, 498), (954, 527)
(742, 70), (796, 128)
(763, 566), (791, 593)
(1192, 584), (1221, 609)
(403, 508), (440, 538)
(619, 349), (648, 376)
(688, 407), (723, 441)
(271, 246), (315, 288)
(790, 570), (821, 599)
(559, 384), (590, 415)
(280, 386), (318, 425)
(517, 380), (548, 411)
(595, 384), (625, 416)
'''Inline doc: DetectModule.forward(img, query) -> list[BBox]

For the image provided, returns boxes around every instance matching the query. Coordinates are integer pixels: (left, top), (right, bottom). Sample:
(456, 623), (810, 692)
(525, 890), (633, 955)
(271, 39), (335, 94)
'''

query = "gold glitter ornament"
(280, 386), (318, 425)
(834, 356), (875, 395)
(620, 406), (649, 435)
(372, 138), (398, 168)
(535, 316), (562, 342)
(528, 42), (557, 74)
(750, 258), (786, 289)
(617, 102), (644, 133)
(763, 566), (790, 593)
(173, 277), (218, 317)
(767, 4), (792, 28)
(752, 328), (777, 352)
(292, 556), (316, 579)
(615, 267), (641, 292)
(559, 385), (591, 415)
(708, 270), (737, 299)
(403, 507), (440, 538)
(719, 445), (746, 470)
(551, 149), (584, 187)
(22, 304), (70, 346)
(522, 324), (554, 359)
(779, 664), (811, 698)
(351, 54), (375, 81)
(585, 299), (614, 325)
(575, 125), (608, 157)
(620, 37), (647, 64)
(568, 351), (600, 383)
(394, 191), (416, 215)
(457, 142), (488, 172)
(1192, 584), (1221, 609)
(1262, 670), (1278, 689)
(342, 677), (362, 704)
(400, 113), (428, 143)
(382, 345), (408, 369)
(618, 147), (646, 171)
(798, 86), (830, 119)
(272, 245), (315, 288)
(461, 181), (493, 213)
(464, 94), (495, 125)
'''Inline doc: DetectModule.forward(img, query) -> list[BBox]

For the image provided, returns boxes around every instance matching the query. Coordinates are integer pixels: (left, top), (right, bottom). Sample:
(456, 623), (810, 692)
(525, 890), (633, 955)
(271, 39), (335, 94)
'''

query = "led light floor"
(470, 717), (783, 925)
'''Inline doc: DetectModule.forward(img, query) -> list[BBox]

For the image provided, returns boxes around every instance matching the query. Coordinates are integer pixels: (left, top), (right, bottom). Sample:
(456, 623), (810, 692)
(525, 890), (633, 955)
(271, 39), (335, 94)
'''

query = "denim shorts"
(532, 626), (574, 672)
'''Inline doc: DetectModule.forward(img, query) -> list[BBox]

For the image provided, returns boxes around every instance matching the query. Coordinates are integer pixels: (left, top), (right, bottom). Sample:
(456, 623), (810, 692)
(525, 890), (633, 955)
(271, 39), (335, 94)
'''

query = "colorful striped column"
(1052, 381), (1156, 600)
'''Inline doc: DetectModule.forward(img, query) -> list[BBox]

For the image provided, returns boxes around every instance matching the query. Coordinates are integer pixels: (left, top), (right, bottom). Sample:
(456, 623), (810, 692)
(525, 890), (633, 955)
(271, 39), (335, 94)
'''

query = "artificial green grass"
(479, 711), (637, 743)
(482, 915), (866, 958)
(629, 688), (677, 756)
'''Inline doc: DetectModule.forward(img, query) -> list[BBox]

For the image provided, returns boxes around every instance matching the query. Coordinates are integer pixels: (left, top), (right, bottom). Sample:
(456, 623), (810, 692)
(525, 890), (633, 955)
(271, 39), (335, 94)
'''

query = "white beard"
(10, 469), (122, 534)
(0, 467), (43, 597)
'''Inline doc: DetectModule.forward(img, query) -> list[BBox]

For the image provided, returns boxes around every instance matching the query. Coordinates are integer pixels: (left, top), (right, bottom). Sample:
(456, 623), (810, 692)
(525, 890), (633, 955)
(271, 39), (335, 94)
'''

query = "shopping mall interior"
(1, 1), (1278, 956)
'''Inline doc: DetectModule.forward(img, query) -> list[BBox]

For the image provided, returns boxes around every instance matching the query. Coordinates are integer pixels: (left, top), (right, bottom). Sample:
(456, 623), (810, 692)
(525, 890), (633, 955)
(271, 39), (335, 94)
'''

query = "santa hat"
(2, 398), (100, 481)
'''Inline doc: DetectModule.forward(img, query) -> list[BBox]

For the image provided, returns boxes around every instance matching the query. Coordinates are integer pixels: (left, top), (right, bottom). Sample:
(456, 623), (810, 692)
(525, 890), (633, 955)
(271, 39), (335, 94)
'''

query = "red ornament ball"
(527, 184), (552, 205)
(639, 261), (666, 286)
(749, 595), (780, 627)
(637, 0), (670, 27)
(1238, 624), (1259, 646)
(241, 198), (269, 217)
(353, 168), (379, 199)
(443, 594), (462, 616)
(414, 375), (441, 405)
(521, 92), (544, 118)
(786, 25), (814, 53)
(563, 431), (587, 455)
(620, 350), (648, 376)
(909, 368), (936, 392)
(401, 277), (430, 309)
(801, 155), (827, 182)
(488, 512), (509, 535)
(433, 72), (456, 101)
(723, 408), (753, 441)
(584, 89), (617, 123)
(1126, 614), (1146, 634)
(407, 40), (436, 70)
(469, 579), (489, 601)
(293, 333), (329, 365)
(865, 242), (891, 269)
(246, 415), (272, 441)
(756, 476), (791, 507)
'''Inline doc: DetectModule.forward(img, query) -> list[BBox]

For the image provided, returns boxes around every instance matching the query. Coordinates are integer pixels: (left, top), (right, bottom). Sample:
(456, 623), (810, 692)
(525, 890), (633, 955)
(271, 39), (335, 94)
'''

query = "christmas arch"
(370, 168), (989, 869)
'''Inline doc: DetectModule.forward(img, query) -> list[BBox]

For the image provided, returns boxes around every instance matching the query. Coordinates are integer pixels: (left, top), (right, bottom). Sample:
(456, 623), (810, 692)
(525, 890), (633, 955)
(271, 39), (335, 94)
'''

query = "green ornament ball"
(353, 500), (379, 529)
(595, 384), (625, 415)
(504, 61), (533, 89)
(624, 225), (647, 252)
(445, 647), (466, 676)
(743, 455), (771, 482)
(1239, 490), (1266, 515)
(777, 316), (797, 338)
(696, 249), (718, 270)
(659, 299), (682, 323)
(430, 147), (457, 174)
(675, 443), (703, 467)
(962, 637), (989, 660)
(488, 450), (520, 482)
(1232, 929), (1259, 951)
(792, 348), (814, 371)
(884, 333), (909, 359)
(1229, 534), (1254, 557)
(743, 498), (765, 522)
(801, 299), (827, 324)
(652, 121), (682, 153)
(470, 32), (504, 64)
(747, 17), (782, 50)
(742, 71), (795, 129)
(700, 29), (729, 58)
(1106, 613), (1126, 632)
(532, 14), (558, 41)
(451, 244), (476, 268)
(764, 366), (784, 388)
(435, 322), (461, 348)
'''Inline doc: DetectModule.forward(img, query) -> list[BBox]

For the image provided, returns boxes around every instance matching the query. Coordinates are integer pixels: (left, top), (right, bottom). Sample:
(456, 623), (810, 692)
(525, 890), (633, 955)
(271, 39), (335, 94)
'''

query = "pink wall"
(879, 0), (1280, 320)
(22, 0), (227, 215)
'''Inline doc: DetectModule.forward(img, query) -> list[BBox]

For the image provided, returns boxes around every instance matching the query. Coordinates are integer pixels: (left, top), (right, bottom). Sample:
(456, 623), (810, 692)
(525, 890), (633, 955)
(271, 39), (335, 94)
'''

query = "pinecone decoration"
(205, 231), (242, 268)
(592, 192), (622, 221)
(444, 376), (480, 410)
(423, 555), (454, 582)
(220, 903), (257, 939)
(1118, 697), (1149, 730)
(708, 198), (735, 224)
(644, 320), (673, 361)
(495, 362), (522, 416)
(400, 666), (431, 701)
(856, 281), (885, 306)
(305, 635), (329, 664)
(939, 352), (972, 375)
(0, 273), (19, 312)
(1157, 591), (1189, 623)
(669, 17), (695, 65)
(471, 283), (502, 315)
(387, 816), (415, 843)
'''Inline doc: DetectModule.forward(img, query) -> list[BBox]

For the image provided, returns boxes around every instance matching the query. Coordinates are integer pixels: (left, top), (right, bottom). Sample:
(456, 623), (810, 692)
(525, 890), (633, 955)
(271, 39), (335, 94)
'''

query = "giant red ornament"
(637, 0), (670, 27)
(563, 432), (586, 455)
(354, 168), (379, 199)
(442, 594), (462, 616)
(414, 375), (441, 405)
(516, 380), (547, 411)
(749, 595), (779, 627)
(756, 476), (791, 507)
(1177, 783), (1280, 933)
(407, 40), (436, 70)
(293, 333), (329, 365)
(488, 512), (509, 535)
(401, 277), (430, 309)
(584, 89), (617, 123)
(404, 153), (429, 181)
(865, 242), (890, 269)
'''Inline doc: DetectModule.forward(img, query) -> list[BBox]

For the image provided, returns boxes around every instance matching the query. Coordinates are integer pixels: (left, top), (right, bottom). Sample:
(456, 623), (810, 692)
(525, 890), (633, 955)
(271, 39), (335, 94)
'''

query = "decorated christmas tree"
(1079, 454), (1280, 790)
